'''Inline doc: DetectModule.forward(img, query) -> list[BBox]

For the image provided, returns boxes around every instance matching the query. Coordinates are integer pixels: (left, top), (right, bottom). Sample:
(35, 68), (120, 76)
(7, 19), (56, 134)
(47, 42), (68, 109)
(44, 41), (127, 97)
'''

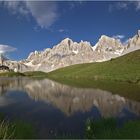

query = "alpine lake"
(0, 77), (140, 138)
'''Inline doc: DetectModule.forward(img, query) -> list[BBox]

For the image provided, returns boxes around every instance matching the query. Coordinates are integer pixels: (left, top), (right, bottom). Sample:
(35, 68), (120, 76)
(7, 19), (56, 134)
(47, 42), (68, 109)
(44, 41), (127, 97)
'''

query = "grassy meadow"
(47, 50), (140, 84)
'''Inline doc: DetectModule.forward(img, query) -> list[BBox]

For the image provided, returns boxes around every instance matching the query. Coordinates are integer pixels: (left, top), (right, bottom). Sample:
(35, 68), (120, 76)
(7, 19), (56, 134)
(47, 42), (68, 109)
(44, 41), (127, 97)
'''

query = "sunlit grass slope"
(47, 50), (140, 84)
(47, 50), (140, 101)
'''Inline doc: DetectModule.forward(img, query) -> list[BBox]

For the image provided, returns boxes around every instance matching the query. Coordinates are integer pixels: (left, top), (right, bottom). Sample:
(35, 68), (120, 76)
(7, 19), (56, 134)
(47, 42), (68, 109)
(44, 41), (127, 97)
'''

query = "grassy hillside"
(47, 50), (140, 101)
(47, 50), (140, 84)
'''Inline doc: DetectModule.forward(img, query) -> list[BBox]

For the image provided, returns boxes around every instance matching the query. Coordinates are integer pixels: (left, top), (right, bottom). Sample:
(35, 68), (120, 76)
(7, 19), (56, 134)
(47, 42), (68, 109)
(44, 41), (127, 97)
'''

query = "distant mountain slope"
(20, 29), (140, 72)
(23, 36), (125, 72)
(0, 30), (140, 72)
(47, 50), (140, 83)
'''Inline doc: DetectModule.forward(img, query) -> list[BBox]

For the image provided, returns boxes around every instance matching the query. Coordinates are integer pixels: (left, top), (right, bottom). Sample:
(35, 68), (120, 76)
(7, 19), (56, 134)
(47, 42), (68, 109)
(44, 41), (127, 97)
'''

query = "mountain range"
(1, 30), (140, 72)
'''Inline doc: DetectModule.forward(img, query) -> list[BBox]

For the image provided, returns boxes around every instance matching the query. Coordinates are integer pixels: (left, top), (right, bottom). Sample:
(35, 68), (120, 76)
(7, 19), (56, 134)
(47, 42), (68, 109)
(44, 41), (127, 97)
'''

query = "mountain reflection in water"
(0, 77), (140, 118)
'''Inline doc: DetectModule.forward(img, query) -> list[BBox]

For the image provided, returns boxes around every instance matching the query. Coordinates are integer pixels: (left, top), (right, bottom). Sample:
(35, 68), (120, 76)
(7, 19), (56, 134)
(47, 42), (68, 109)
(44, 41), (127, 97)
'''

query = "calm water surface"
(0, 77), (140, 138)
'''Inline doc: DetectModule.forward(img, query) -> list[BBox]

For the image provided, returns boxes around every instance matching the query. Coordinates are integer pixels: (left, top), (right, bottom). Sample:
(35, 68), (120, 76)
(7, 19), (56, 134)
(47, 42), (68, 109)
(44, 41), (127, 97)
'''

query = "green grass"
(0, 113), (36, 139)
(12, 120), (36, 139)
(46, 50), (140, 101)
(0, 72), (25, 77)
(47, 50), (140, 84)
(85, 118), (140, 139)
(0, 120), (15, 139)
(24, 71), (47, 78)
(0, 120), (36, 139)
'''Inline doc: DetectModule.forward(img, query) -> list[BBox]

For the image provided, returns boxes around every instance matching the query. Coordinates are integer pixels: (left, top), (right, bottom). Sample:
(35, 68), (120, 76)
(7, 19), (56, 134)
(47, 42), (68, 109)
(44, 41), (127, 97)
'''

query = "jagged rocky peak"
(123, 30), (140, 54)
(100, 35), (111, 40)
(27, 50), (42, 60)
(35, 50), (39, 55)
(27, 48), (52, 61)
(60, 38), (73, 46)
(54, 38), (94, 55)
(98, 35), (117, 43)
(99, 35), (121, 44)
(57, 38), (92, 49)
(94, 35), (124, 54)
(27, 52), (35, 60)
(44, 48), (51, 52)
(127, 30), (140, 47)
(79, 40), (92, 46)
(3, 29), (140, 73)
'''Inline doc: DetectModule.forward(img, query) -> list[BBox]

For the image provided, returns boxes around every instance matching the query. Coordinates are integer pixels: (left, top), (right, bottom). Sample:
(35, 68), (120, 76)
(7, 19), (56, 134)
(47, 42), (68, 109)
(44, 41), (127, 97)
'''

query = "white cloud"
(116, 2), (128, 10)
(2, 1), (29, 15)
(1, 1), (58, 29)
(123, 39), (129, 45)
(58, 29), (68, 33)
(68, 1), (84, 9)
(113, 35), (125, 40)
(135, 1), (140, 11)
(109, 1), (140, 12)
(0, 45), (17, 54)
(25, 1), (58, 29)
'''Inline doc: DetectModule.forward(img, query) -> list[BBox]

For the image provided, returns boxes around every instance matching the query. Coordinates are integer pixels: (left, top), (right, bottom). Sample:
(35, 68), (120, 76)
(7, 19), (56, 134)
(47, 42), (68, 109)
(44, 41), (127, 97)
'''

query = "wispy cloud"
(135, 1), (140, 11)
(1, 1), (85, 29)
(109, 1), (140, 12)
(123, 39), (129, 45)
(58, 29), (69, 33)
(26, 1), (58, 29)
(109, 2), (128, 12)
(112, 35), (129, 45)
(1, 1), (58, 29)
(2, 1), (29, 15)
(116, 2), (128, 10)
(0, 45), (17, 54)
(113, 35), (125, 40)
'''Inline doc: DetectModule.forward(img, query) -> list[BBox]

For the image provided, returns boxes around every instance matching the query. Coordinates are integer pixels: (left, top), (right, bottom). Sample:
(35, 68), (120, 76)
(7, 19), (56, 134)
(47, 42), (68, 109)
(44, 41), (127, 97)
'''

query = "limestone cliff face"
(94, 35), (124, 54)
(0, 30), (140, 72)
(92, 35), (125, 62)
(23, 37), (125, 72)
(123, 30), (140, 54)
(24, 38), (101, 72)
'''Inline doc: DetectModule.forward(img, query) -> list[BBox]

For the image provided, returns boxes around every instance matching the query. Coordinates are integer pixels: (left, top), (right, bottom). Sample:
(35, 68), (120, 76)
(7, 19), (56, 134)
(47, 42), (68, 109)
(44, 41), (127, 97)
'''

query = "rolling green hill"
(47, 50), (140, 101)
(47, 50), (140, 84)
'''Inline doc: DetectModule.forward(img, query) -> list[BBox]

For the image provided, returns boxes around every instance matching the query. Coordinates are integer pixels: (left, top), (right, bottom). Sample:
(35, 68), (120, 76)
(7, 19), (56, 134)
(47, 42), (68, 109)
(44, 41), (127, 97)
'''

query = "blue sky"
(0, 1), (140, 60)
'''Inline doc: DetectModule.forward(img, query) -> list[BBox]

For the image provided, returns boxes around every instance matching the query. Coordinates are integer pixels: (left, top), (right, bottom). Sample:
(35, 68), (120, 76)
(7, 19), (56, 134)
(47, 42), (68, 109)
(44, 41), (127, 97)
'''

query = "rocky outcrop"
(123, 30), (140, 54)
(24, 38), (101, 72)
(23, 37), (125, 72)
